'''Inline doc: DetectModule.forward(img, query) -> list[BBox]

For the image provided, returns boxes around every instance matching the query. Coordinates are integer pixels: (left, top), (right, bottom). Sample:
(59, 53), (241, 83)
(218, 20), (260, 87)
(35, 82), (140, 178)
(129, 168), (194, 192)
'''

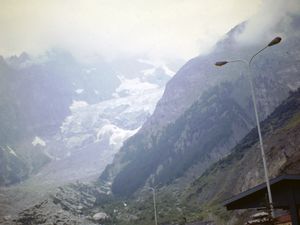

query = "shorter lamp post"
(149, 187), (158, 225)
(215, 37), (282, 218)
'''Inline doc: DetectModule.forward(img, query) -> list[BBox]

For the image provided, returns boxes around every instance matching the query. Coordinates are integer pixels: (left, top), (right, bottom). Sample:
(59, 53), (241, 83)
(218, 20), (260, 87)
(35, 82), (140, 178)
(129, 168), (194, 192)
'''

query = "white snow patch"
(287, 82), (300, 91)
(69, 100), (89, 111)
(85, 68), (96, 74)
(6, 146), (17, 156)
(32, 136), (46, 147)
(64, 134), (93, 149)
(96, 124), (140, 149)
(115, 76), (159, 97)
(137, 58), (157, 66)
(138, 58), (175, 77)
(141, 68), (156, 76)
(75, 89), (84, 94)
(162, 64), (175, 77)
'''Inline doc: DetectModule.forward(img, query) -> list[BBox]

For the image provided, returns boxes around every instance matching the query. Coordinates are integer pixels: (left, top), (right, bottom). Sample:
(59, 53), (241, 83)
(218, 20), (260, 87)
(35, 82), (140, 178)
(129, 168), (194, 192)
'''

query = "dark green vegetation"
(180, 89), (300, 224)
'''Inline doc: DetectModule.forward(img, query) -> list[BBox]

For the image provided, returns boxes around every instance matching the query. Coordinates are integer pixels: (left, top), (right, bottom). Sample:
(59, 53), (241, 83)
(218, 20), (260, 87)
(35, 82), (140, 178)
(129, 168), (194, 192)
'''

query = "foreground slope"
(181, 88), (300, 224)
(96, 88), (300, 225)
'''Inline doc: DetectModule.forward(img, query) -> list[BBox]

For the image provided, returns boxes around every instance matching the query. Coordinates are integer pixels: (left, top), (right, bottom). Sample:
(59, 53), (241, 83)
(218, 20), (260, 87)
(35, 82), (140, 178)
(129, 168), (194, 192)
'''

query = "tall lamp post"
(215, 36), (282, 218)
(149, 187), (158, 225)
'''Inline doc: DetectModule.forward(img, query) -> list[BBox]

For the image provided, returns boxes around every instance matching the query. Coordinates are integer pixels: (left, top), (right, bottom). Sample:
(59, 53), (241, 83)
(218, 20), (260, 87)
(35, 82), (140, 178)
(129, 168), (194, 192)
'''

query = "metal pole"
(216, 37), (282, 218)
(150, 187), (158, 225)
(225, 56), (274, 217)
(247, 63), (275, 218)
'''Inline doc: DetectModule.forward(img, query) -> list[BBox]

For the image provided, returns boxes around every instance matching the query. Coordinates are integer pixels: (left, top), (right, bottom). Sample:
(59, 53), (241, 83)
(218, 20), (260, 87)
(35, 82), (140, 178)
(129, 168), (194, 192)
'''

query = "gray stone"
(92, 212), (109, 221)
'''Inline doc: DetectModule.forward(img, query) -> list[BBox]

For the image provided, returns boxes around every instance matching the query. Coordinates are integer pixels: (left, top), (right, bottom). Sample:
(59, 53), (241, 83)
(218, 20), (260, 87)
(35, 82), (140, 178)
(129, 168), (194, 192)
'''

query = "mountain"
(6, 88), (300, 225)
(109, 81), (254, 196)
(0, 52), (174, 219)
(32, 74), (167, 186)
(0, 49), (121, 186)
(1, 12), (300, 225)
(101, 15), (300, 196)
(0, 49), (175, 187)
(180, 88), (300, 224)
(0, 50), (119, 142)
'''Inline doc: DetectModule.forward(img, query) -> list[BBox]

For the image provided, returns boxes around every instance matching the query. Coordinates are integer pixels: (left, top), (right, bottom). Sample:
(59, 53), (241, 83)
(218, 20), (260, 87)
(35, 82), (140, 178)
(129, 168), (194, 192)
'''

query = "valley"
(1, 2), (300, 225)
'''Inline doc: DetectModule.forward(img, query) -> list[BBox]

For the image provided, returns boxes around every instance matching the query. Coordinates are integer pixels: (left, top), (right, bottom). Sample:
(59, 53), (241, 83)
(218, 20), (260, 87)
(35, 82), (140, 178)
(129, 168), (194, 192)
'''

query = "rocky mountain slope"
(108, 81), (254, 196)
(5, 88), (299, 225)
(100, 15), (300, 196)
(0, 48), (175, 187)
(0, 182), (106, 225)
(0, 51), (175, 222)
(180, 88), (300, 224)
(33, 74), (167, 186)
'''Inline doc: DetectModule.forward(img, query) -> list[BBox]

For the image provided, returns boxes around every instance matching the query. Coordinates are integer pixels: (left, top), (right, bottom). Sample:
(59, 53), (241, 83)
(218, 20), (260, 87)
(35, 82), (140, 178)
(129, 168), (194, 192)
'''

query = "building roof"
(224, 174), (300, 210)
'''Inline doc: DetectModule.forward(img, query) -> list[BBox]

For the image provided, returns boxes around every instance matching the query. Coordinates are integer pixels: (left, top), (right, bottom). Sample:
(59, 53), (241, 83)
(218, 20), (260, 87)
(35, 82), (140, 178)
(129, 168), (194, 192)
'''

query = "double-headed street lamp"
(215, 36), (282, 218)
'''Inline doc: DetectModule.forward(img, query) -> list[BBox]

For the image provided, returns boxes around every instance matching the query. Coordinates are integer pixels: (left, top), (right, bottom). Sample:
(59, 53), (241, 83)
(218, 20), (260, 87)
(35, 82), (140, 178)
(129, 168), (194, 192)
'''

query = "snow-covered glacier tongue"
(37, 65), (170, 185)
(60, 76), (164, 153)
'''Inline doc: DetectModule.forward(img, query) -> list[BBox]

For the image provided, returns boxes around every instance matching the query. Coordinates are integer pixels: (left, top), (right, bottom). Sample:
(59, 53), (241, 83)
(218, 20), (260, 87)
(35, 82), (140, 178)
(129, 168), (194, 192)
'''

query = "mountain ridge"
(100, 15), (300, 196)
(178, 88), (300, 224)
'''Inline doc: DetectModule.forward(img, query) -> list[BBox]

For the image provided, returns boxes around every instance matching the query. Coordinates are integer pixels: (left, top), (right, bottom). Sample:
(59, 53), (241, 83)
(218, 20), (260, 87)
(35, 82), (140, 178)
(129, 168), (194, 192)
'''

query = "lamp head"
(268, 37), (282, 47)
(215, 61), (228, 66)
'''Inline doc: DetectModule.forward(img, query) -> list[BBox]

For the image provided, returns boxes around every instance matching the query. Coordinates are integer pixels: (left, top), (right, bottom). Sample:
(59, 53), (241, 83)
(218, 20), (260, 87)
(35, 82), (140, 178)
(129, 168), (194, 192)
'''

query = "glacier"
(31, 62), (170, 185)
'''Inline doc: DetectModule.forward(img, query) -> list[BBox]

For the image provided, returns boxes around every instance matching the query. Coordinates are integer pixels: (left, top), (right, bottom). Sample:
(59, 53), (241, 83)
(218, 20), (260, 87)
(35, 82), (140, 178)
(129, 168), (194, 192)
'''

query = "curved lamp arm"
(214, 36), (282, 218)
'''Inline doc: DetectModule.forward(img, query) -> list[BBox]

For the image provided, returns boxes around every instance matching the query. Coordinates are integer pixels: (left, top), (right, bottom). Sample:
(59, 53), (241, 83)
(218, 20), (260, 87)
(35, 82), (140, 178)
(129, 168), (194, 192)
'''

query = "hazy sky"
(0, 0), (294, 62)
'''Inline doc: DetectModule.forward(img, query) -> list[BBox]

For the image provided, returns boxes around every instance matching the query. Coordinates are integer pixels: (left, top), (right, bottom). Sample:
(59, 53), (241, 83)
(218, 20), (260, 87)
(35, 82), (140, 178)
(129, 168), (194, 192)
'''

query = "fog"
(235, 0), (300, 45)
(1, 1), (300, 224)
(0, 0), (261, 62)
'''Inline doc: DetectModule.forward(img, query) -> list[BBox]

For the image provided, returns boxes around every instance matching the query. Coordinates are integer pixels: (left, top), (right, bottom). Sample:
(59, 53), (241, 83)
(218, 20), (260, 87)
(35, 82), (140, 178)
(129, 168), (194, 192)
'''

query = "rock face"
(0, 182), (107, 225)
(0, 53), (173, 223)
(15, 200), (84, 225)
(51, 183), (102, 214)
(182, 88), (300, 224)
(109, 82), (255, 196)
(100, 15), (300, 196)
(92, 212), (109, 222)
(0, 144), (50, 186)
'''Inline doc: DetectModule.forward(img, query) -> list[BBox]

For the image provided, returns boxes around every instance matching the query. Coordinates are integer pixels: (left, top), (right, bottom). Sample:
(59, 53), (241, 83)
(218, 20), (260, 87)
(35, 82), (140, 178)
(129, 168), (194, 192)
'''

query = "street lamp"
(215, 36), (282, 218)
(149, 187), (158, 225)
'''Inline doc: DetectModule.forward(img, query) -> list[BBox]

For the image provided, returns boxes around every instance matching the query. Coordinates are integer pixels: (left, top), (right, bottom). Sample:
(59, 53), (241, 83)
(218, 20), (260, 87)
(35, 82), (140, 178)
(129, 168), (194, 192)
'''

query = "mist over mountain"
(0, 49), (119, 141)
(101, 15), (300, 197)
(0, 49), (174, 187)
(1, 1), (300, 225)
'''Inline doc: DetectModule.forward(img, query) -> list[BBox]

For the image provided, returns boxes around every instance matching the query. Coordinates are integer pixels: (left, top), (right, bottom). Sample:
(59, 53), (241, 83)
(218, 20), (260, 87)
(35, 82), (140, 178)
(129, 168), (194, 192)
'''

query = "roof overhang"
(224, 174), (300, 210)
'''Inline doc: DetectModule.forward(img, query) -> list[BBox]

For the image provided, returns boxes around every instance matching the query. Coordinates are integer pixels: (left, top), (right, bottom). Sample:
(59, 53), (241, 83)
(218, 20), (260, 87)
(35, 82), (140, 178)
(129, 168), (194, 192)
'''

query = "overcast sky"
(0, 0), (297, 62)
